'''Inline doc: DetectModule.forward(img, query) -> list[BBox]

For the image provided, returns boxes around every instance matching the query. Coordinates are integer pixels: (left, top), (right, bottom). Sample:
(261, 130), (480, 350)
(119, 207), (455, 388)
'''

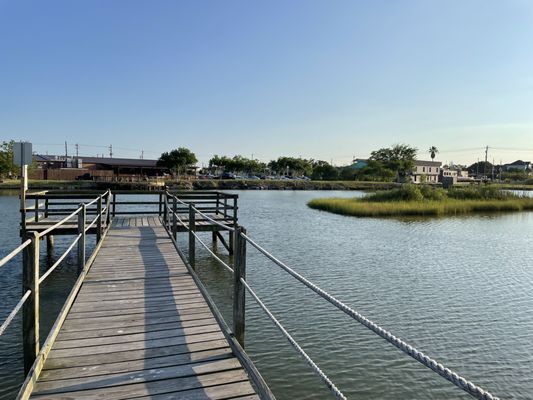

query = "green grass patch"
(308, 185), (533, 218)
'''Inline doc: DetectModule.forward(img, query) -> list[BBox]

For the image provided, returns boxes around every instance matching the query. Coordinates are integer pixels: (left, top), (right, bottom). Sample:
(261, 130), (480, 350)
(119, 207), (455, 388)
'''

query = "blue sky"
(1, 0), (532, 166)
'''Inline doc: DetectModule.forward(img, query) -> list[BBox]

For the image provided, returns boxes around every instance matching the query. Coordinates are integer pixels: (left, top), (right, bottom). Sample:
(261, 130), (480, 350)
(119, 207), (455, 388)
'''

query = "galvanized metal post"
(77, 203), (86, 274)
(188, 204), (195, 268)
(233, 226), (246, 348)
(172, 196), (177, 241)
(22, 231), (39, 374)
(97, 195), (102, 242)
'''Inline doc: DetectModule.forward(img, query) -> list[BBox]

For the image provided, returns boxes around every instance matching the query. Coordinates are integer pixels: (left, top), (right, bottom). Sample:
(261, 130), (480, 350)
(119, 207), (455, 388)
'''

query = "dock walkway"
(29, 217), (258, 399)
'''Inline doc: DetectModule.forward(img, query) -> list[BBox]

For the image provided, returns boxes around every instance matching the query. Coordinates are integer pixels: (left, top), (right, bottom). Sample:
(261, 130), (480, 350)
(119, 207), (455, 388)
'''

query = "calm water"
(1, 190), (533, 399)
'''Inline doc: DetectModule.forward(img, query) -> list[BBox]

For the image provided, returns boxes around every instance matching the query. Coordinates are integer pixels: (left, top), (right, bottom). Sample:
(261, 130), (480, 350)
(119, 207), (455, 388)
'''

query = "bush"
(365, 184), (424, 202)
(447, 186), (517, 200)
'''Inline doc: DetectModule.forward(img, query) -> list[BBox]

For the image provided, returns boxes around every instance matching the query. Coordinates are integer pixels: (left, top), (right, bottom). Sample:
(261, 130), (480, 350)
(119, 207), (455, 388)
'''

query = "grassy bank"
(308, 185), (533, 217)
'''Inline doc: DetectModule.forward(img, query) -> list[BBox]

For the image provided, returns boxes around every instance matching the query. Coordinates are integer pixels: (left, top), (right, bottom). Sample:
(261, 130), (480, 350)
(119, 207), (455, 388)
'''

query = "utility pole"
(141, 150), (144, 160)
(484, 145), (489, 179)
(64, 141), (68, 159)
(109, 145), (113, 158)
(75, 143), (79, 158)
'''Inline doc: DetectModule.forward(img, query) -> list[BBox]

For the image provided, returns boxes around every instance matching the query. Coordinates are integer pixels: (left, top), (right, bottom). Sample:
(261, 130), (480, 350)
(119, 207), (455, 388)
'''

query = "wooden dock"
(27, 217), (260, 399)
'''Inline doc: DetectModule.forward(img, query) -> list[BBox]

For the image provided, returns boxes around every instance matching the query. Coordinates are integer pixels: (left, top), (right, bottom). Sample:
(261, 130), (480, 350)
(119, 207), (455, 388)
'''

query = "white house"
(411, 160), (441, 183)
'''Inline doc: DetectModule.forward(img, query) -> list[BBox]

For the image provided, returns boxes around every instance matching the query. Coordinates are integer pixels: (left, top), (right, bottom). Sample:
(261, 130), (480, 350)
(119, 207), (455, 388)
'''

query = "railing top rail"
(36, 207), (82, 237)
(0, 239), (31, 269)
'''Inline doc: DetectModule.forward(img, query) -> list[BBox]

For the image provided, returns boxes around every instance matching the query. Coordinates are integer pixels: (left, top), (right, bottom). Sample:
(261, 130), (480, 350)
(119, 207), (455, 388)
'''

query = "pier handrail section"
(1, 190), (112, 374)
(162, 191), (499, 400)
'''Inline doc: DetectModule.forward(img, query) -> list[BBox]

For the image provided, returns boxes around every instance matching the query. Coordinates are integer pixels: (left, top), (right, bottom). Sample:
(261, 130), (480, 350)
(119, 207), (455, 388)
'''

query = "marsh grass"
(308, 185), (533, 217)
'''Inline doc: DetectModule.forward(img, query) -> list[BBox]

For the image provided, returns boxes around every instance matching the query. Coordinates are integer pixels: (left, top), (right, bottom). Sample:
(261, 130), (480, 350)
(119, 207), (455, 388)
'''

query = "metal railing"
(161, 191), (499, 400)
(0, 190), (112, 374)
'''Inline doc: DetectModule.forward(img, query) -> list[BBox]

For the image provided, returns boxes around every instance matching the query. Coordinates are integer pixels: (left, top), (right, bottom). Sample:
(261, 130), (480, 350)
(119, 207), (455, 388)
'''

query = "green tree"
(268, 157), (312, 177)
(370, 144), (417, 180)
(356, 160), (396, 182)
(467, 161), (493, 177)
(157, 147), (198, 178)
(0, 140), (17, 178)
(209, 155), (266, 175)
(311, 161), (338, 180)
(428, 146), (438, 161)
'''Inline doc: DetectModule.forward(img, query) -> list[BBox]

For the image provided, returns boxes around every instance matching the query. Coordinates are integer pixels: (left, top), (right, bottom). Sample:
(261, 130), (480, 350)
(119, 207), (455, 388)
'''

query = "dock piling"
(188, 203), (195, 268)
(233, 226), (246, 348)
(22, 231), (39, 374)
(77, 203), (86, 274)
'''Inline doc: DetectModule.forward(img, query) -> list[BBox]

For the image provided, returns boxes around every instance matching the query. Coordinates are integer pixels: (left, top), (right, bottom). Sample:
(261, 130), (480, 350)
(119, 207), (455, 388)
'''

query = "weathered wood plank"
(60, 308), (213, 332)
(53, 323), (222, 349)
(39, 347), (233, 381)
(33, 358), (243, 394)
(44, 338), (231, 369)
(31, 369), (250, 399)
(57, 316), (217, 340)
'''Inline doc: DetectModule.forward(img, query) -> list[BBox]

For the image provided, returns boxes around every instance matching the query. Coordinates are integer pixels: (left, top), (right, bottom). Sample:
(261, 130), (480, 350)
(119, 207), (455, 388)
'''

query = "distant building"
(411, 160), (441, 183)
(439, 168), (458, 187)
(503, 160), (532, 172)
(347, 158), (368, 170)
(32, 154), (170, 180)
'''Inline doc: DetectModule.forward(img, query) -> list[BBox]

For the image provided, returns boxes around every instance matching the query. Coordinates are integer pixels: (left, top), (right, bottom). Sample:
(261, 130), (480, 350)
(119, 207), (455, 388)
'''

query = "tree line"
(156, 144), (425, 181)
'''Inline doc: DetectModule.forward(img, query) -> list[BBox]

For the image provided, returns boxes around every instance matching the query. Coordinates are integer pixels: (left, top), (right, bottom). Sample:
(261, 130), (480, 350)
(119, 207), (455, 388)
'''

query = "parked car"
(221, 172), (236, 179)
(75, 173), (93, 181)
(247, 175), (260, 180)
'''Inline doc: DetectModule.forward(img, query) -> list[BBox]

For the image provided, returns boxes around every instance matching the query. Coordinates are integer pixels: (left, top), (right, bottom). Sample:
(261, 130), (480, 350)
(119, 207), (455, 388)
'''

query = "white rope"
(0, 290), (31, 336)
(190, 231), (234, 274)
(38, 208), (81, 237)
(39, 234), (82, 284)
(191, 205), (235, 232)
(241, 232), (499, 400)
(241, 278), (346, 400)
(0, 240), (31, 269)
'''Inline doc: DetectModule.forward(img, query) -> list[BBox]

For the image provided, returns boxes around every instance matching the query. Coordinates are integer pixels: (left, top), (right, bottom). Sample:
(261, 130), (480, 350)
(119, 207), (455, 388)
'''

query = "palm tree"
(428, 146), (438, 161)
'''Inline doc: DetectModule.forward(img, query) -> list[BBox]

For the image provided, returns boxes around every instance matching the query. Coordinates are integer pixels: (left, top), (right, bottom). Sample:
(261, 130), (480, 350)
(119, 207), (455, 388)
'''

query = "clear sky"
(1, 0), (532, 166)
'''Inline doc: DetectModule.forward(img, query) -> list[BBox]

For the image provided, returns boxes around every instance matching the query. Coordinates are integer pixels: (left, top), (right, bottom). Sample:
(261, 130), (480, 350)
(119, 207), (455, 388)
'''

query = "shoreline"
(0, 179), (399, 191)
(1, 179), (532, 192)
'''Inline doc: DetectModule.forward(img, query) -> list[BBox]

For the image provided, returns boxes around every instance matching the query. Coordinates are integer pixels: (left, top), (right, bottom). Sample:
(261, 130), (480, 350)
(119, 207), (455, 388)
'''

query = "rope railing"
(1, 189), (112, 374)
(161, 191), (499, 399)
(191, 205), (236, 232)
(190, 230), (234, 274)
(38, 234), (82, 285)
(0, 239), (31, 269)
(240, 277), (346, 399)
(84, 212), (101, 233)
(37, 208), (82, 238)
(163, 190), (499, 400)
(0, 290), (31, 336)
(239, 232), (499, 400)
